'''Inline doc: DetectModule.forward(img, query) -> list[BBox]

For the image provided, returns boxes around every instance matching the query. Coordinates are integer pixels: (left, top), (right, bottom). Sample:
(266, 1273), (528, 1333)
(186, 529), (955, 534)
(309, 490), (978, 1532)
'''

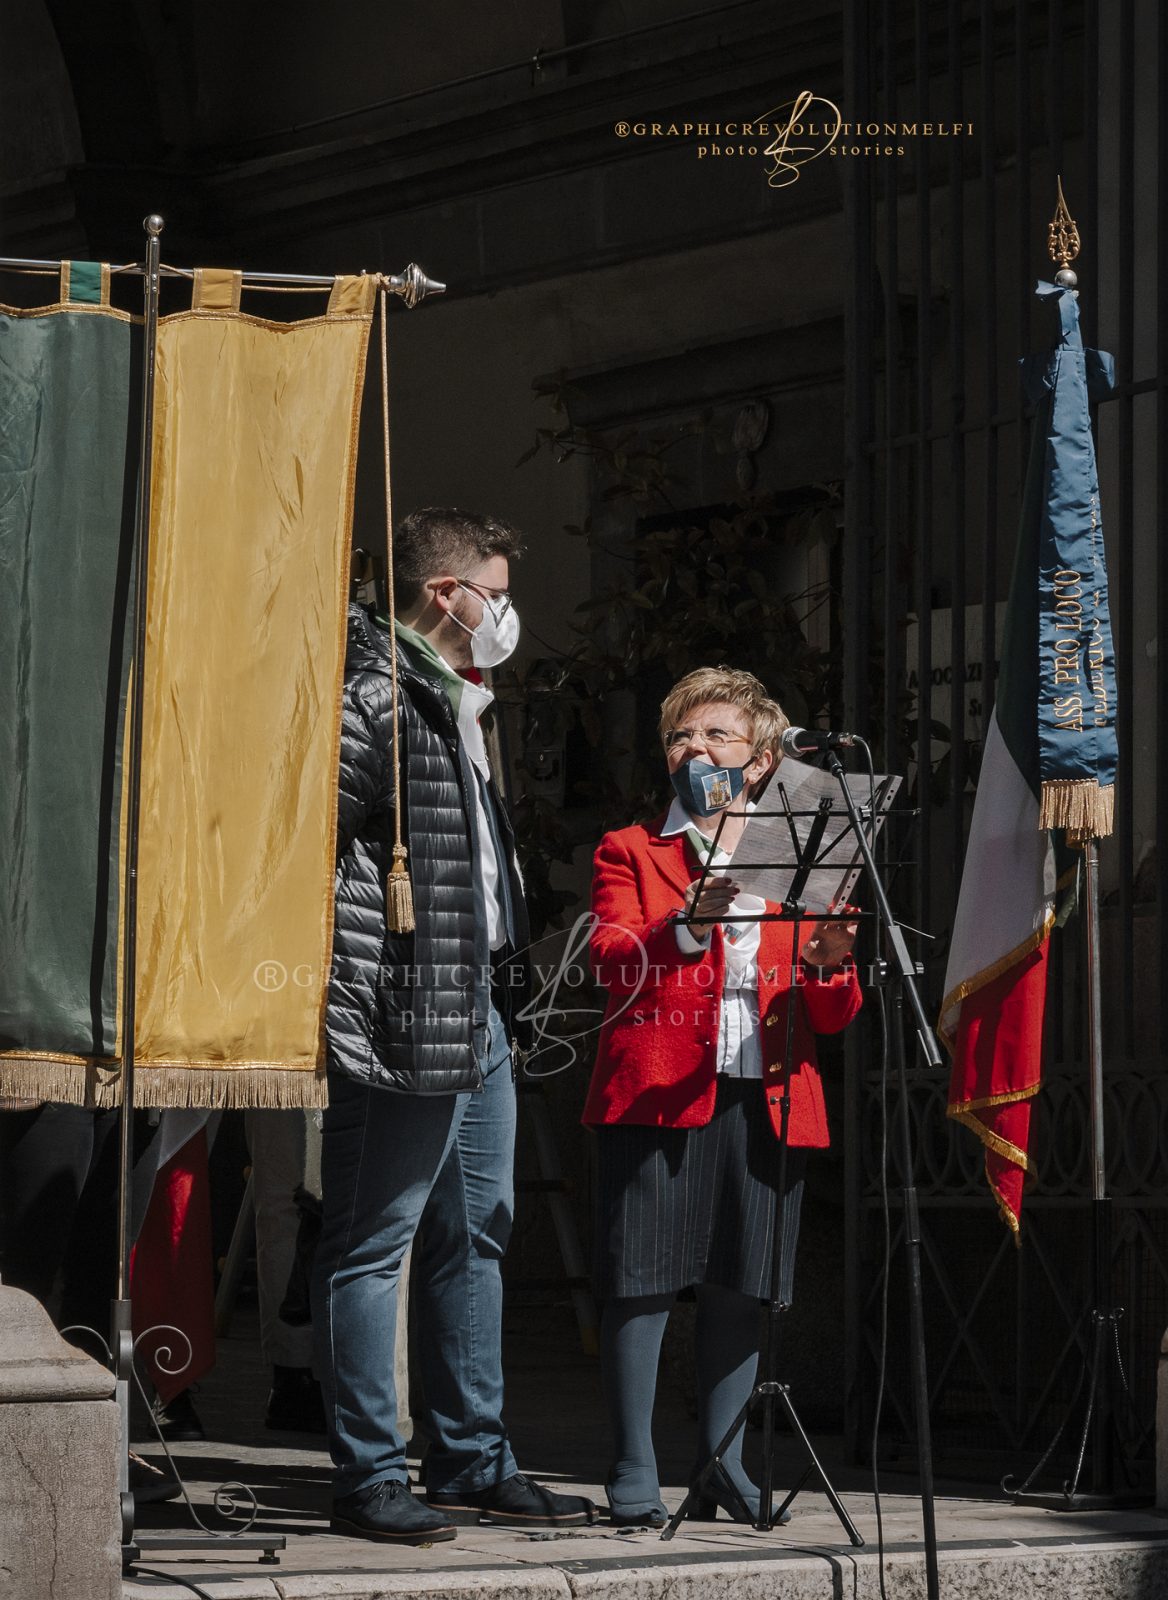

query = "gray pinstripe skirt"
(593, 1076), (807, 1303)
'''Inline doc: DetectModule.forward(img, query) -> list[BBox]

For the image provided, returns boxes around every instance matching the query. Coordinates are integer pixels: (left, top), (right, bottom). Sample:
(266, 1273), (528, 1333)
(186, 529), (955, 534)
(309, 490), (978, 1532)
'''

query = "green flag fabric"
(0, 289), (138, 1103)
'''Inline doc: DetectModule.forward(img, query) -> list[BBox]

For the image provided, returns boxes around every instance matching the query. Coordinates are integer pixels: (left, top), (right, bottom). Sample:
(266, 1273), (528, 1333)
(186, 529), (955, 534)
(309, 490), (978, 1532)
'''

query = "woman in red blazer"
(583, 666), (860, 1528)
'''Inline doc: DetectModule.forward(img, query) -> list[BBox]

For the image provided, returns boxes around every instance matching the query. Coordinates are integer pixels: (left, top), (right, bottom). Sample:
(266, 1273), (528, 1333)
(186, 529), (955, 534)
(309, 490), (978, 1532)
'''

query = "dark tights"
(600, 1283), (763, 1516)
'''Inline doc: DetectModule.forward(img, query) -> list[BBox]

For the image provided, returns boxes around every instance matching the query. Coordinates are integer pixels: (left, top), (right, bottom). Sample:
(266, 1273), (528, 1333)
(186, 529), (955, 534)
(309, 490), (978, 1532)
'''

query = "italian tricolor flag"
(938, 706), (1056, 1236)
(940, 280), (1117, 1236)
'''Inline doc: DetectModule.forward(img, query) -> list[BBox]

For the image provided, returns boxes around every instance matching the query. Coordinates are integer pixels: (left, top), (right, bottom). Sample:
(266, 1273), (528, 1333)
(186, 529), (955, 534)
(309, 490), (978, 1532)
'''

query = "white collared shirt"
(661, 796), (763, 1079)
(434, 652), (506, 951)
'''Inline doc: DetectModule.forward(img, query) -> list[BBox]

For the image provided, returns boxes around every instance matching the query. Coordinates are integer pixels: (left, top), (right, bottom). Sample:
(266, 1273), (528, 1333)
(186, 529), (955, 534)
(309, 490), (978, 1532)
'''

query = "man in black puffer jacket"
(312, 508), (596, 1546)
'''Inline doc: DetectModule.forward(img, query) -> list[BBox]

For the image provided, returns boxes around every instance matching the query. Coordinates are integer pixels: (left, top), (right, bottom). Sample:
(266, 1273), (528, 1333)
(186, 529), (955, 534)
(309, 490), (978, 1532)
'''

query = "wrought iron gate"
(840, 0), (1167, 1479)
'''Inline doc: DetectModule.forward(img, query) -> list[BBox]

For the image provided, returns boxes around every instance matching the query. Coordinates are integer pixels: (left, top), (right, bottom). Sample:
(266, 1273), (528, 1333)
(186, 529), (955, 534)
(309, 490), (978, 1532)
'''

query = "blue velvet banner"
(1020, 280), (1118, 837)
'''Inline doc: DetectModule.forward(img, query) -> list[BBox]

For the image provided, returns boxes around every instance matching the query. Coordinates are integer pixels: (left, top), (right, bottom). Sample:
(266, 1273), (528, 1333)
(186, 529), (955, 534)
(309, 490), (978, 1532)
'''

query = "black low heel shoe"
(686, 1481), (790, 1525)
(608, 1501), (668, 1530)
(605, 1468), (668, 1529)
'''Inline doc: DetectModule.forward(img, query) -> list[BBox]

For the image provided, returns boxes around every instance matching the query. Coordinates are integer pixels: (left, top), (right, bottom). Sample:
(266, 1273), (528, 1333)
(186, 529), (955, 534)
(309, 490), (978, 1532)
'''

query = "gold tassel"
(1039, 778), (1115, 840)
(385, 842), (415, 933)
(376, 286), (414, 940)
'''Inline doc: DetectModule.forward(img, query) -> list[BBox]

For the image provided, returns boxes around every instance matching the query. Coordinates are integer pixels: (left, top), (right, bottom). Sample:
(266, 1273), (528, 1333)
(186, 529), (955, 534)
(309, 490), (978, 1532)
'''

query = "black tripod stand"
(659, 755), (942, 1600)
(661, 793), (865, 1544)
(660, 896), (864, 1542)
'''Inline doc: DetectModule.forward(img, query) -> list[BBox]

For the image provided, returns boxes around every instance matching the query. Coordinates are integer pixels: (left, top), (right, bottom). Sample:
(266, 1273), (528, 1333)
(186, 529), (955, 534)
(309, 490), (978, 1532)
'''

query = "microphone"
(780, 726), (857, 757)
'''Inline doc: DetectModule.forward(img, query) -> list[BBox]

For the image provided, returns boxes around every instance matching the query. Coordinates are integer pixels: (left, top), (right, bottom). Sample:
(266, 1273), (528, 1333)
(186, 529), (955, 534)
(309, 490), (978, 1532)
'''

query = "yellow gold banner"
(130, 278), (375, 1106)
(192, 267), (243, 312)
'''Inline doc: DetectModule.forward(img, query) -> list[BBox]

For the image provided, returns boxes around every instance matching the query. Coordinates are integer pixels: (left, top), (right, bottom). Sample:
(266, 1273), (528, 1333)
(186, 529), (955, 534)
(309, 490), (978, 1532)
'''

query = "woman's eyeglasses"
(664, 727), (752, 752)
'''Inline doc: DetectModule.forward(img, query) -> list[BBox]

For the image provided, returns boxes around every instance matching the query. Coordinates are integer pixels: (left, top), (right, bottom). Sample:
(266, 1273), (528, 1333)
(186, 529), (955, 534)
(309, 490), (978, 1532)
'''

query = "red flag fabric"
(946, 939), (1050, 1232)
(130, 1130), (216, 1406)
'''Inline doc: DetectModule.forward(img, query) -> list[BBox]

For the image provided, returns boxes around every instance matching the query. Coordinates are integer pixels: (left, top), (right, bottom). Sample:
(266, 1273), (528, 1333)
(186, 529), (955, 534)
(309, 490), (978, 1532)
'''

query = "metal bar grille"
(1114, 0), (1135, 1059)
(1157, 0), (1168, 1050)
(842, 0), (1159, 1478)
(913, 0), (934, 943)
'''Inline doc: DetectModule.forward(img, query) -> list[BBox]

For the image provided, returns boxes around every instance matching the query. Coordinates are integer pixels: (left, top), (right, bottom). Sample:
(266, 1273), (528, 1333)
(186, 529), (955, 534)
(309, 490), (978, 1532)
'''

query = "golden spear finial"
(1048, 176), (1081, 289)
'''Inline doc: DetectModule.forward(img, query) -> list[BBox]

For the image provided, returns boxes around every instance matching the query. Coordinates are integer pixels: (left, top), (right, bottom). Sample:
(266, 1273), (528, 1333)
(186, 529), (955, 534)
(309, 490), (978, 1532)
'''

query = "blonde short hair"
(658, 666), (789, 765)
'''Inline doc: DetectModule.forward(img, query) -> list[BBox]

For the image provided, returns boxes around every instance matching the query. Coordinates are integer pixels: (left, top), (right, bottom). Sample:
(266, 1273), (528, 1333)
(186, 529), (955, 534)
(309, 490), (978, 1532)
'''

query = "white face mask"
(450, 583), (520, 668)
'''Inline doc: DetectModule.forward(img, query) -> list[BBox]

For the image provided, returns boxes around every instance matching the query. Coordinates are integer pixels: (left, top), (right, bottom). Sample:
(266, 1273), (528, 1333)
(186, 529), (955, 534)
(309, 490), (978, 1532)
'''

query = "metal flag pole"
(0, 253), (444, 305)
(1007, 182), (1146, 1512)
(112, 212), (163, 1553)
(0, 218), (445, 1567)
(1084, 834), (1113, 1494)
(110, 215), (283, 1568)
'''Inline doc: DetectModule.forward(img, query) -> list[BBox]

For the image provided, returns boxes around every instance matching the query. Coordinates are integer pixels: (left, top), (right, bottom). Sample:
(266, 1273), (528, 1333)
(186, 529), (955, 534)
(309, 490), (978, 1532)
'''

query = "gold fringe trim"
(986, 1166), (1022, 1245)
(0, 1059), (327, 1111)
(1039, 778), (1114, 839)
(948, 1105), (1040, 1244)
(947, 1079), (1043, 1116)
(947, 1105), (1032, 1170)
(131, 1067), (328, 1109)
(937, 911), (1055, 1056)
(0, 1058), (116, 1109)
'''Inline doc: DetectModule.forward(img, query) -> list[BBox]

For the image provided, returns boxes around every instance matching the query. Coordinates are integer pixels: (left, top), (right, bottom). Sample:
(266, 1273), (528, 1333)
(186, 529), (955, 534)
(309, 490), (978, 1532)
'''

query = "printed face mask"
(670, 757), (747, 817)
(450, 584), (521, 668)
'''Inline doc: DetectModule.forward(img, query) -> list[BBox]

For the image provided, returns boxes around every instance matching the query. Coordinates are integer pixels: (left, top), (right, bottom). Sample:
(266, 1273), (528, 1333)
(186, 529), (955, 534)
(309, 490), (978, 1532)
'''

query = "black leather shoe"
(265, 1365), (326, 1433)
(150, 1387), (205, 1442)
(427, 1472), (599, 1527)
(331, 1480), (457, 1544)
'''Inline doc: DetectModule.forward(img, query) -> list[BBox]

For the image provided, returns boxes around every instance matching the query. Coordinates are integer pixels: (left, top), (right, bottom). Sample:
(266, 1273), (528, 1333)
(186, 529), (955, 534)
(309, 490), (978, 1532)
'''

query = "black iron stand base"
(123, 1532), (285, 1570)
(1005, 1303), (1153, 1514)
(1011, 1489), (1151, 1513)
(1005, 1204), (1152, 1512)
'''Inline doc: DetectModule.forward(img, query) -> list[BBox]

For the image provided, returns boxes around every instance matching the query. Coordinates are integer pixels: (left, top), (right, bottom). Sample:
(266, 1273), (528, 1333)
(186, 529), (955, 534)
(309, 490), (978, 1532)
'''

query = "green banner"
(0, 299), (138, 1079)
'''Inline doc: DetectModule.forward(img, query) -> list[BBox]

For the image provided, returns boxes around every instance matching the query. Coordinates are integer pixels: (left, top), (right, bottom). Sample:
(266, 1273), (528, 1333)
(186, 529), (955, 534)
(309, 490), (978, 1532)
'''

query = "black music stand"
(660, 783), (869, 1545)
(659, 758), (940, 1600)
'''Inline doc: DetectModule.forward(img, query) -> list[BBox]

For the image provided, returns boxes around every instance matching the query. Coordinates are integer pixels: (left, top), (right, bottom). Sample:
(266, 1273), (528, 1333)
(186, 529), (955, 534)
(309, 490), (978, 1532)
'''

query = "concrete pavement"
(121, 1306), (1168, 1599)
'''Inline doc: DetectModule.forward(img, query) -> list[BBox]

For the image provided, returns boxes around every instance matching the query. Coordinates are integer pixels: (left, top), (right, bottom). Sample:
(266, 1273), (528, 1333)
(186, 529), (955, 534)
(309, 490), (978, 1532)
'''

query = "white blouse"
(662, 796), (763, 1079)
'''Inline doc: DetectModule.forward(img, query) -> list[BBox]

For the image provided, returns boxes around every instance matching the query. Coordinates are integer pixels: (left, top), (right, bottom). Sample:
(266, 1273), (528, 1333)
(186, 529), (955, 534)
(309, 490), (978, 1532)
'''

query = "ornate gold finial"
(1048, 176), (1081, 287)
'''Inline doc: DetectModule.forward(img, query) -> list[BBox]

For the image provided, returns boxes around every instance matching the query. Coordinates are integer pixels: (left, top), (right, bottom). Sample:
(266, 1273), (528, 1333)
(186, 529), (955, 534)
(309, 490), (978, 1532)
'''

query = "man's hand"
(683, 874), (740, 924)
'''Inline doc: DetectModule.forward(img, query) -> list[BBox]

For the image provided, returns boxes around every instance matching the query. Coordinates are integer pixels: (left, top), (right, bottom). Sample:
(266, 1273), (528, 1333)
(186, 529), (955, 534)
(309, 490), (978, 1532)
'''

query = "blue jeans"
(311, 1006), (518, 1497)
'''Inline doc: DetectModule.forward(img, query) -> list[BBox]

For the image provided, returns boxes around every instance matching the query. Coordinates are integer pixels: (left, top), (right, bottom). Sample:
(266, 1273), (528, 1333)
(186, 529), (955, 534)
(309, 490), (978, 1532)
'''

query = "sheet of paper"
(721, 756), (902, 914)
